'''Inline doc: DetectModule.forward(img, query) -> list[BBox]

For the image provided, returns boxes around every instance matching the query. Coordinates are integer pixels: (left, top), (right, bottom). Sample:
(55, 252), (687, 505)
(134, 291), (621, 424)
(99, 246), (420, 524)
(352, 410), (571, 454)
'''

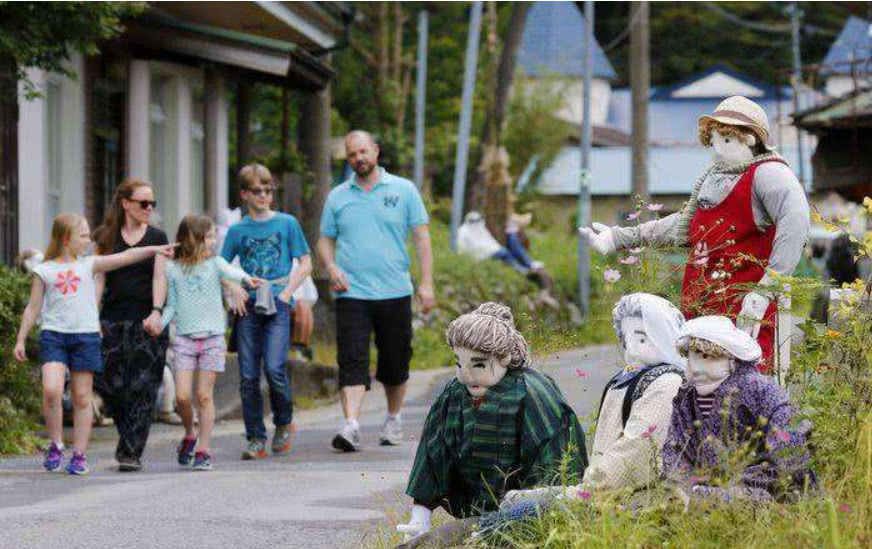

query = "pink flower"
(575, 368), (588, 379)
(838, 503), (852, 514)
(620, 256), (639, 265)
(692, 242), (709, 267)
(629, 247), (644, 254)
(55, 269), (81, 295)
(603, 269), (621, 283)
(626, 211), (640, 221)
(641, 424), (657, 439)
(646, 203), (664, 212)
(576, 490), (592, 501)
(773, 429), (791, 443)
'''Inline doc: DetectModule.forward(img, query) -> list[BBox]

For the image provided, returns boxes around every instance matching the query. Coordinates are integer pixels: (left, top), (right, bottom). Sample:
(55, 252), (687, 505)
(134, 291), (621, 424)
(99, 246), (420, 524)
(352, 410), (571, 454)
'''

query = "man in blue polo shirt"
(318, 130), (435, 451)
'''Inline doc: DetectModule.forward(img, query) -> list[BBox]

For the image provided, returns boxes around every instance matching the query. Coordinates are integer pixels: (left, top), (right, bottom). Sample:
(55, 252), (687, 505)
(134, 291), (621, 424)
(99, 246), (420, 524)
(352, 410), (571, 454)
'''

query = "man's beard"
(353, 161), (375, 177)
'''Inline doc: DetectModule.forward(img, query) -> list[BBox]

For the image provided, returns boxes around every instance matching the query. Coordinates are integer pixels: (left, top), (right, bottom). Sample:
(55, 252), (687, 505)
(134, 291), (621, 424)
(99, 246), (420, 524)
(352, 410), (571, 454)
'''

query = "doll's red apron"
(680, 161), (782, 372)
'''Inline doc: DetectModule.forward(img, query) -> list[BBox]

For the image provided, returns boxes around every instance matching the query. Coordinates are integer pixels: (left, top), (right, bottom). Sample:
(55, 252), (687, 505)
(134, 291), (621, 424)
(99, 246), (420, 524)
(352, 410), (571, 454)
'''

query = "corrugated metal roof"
(793, 87), (872, 127)
(820, 16), (872, 76)
(517, 1), (617, 80)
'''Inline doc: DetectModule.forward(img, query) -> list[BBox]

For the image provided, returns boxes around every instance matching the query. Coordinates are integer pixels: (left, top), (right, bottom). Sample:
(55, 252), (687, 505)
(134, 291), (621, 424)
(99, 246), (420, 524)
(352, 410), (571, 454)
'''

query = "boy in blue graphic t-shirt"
(221, 163), (311, 460)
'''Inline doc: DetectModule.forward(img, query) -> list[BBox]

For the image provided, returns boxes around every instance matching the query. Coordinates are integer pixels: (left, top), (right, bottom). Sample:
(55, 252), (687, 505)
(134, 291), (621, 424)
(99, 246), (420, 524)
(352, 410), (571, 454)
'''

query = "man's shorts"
(39, 330), (103, 372)
(335, 296), (412, 389)
(172, 333), (227, 372)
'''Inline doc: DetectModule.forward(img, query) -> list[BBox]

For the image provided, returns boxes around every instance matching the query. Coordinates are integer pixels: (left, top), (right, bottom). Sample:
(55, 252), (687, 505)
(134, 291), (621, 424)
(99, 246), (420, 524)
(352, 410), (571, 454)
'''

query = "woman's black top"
(100, 225), (168, 322)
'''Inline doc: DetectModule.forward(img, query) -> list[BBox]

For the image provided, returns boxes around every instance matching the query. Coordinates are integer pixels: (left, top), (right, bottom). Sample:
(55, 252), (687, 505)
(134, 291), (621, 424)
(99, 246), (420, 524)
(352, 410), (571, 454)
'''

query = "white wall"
(126, 60), (228, 236)
(18, 69), (48, 251)
(16, 55), (87, 251)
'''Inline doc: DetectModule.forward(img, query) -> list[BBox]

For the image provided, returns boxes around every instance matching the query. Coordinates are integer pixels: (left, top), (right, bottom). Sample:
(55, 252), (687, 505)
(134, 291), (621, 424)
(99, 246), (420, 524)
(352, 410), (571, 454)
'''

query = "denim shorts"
(39, 330), (103, 373)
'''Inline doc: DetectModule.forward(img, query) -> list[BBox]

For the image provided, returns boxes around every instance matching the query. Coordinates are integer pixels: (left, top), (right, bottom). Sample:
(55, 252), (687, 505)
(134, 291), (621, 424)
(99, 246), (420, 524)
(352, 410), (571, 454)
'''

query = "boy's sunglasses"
(129, 199), (157, 210)
(246, 186), (275, 197)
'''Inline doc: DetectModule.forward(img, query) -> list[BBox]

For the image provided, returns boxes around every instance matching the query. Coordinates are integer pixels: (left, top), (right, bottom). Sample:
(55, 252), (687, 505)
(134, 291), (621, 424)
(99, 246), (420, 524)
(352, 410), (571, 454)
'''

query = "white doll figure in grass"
(501, 293), (686, 507)
(396, 302), (587, 542)
(579, 96), (810, 374)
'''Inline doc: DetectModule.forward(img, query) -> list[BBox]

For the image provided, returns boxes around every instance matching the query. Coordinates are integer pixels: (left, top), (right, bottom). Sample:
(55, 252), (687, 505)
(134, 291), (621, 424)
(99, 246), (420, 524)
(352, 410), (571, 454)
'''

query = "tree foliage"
(595, 1), (856, 87)
(0, 1), (144, 96)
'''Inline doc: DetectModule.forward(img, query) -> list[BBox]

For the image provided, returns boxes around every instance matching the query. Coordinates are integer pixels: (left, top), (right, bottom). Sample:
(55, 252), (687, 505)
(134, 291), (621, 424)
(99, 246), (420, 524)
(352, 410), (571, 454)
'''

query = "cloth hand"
(417, 282), (436, 314)
(578, 223), (617, 255)
(143, 310), (163, 336)
(327, 265), (349, 293)
(501, 486), (566, 509)
(737, 291), (770, 339)
(227, 282), (249, 316)
(396, 504), (432, 543)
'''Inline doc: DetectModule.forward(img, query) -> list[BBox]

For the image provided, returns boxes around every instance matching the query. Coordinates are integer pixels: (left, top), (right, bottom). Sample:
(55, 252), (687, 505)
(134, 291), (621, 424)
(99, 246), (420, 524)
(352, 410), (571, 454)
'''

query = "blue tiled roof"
(821, 16), (872, 76)
(517, 1), (617, 80)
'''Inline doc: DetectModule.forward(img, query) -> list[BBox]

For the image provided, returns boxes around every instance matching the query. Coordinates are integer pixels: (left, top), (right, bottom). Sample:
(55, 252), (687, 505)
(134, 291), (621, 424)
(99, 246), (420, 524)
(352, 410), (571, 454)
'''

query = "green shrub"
(408, 216), (615, 369)
(0, 265), (41, 455)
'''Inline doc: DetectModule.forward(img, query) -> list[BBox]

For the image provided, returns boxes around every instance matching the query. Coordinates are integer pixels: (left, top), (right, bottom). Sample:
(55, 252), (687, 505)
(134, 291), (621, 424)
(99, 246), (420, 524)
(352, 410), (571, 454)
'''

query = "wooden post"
(629, 1), (650, 204)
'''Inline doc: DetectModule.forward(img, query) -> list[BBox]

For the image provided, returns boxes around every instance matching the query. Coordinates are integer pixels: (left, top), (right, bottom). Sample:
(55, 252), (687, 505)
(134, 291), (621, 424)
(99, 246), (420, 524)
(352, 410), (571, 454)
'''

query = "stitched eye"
(473, 362), (486, 369)
(702, 353), (710, 360)
(724, 138), (730, 143)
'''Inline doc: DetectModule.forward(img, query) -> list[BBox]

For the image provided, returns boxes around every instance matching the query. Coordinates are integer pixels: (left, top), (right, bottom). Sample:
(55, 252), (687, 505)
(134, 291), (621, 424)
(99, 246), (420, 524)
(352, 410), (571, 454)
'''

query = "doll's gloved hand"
(500, 486), (564, 509)
(578, 223), (617, 255)
(737, 292), (770, 339)
(396, 504), (432, 542)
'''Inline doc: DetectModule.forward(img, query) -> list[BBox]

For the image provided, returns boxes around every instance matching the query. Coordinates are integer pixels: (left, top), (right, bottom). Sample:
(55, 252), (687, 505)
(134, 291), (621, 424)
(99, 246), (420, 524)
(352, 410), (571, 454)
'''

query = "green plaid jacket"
(405, 368), (587, 517)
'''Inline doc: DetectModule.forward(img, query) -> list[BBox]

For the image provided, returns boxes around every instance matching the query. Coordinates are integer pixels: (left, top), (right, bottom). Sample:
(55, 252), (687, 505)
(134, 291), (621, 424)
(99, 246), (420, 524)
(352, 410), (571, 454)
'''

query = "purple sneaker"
(177, 437), (197, 466)
(66, 452), (89, 476)
(43, 442), (64, 472)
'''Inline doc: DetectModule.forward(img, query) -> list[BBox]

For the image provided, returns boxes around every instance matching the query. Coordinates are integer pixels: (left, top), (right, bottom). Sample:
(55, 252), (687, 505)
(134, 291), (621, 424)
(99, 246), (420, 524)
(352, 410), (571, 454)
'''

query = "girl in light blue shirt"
(161, 215), (263, 470)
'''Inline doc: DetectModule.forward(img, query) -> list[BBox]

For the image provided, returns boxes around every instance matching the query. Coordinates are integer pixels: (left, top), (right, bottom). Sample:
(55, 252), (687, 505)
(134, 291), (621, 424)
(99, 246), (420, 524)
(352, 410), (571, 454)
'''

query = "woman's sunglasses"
(128, 199), (157, 210)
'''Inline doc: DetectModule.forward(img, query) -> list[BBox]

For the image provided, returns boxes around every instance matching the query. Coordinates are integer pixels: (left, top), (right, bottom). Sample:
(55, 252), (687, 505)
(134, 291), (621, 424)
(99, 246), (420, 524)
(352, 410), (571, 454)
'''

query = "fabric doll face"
(686, 346), (731, 396)
(710, 129), (755, 167)
(619, 315), (663, 370)
(454, 346), (510, 398)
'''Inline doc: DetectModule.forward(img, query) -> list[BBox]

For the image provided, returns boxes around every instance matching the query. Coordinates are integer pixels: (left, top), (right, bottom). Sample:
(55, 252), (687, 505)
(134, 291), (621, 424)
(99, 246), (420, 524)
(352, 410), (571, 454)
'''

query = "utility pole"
(578, 0), (594, 315)
(450, 1), (484, 251)
(629, 1), (650, 203)
(791, 1), (806, 186)
(413, 10), (429, 191)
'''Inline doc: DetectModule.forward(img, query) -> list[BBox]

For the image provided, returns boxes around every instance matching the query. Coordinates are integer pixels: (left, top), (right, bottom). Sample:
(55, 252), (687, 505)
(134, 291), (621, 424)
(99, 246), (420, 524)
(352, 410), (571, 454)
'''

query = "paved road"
(0, 345), (617, 549)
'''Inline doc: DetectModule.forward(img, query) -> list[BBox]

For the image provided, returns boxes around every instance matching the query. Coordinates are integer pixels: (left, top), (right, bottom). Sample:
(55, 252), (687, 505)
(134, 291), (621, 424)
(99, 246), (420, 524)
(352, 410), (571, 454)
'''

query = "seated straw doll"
(396, 303), (587, 541)
(662, 316), (817, 503)
(501, 293), (686, 507)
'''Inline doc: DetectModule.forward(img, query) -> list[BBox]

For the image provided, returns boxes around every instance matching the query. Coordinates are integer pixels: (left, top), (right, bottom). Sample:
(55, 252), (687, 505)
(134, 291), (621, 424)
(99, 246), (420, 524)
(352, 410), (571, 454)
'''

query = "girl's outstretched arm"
(92, 243), (177, 274)
(14, 277), (45, 361)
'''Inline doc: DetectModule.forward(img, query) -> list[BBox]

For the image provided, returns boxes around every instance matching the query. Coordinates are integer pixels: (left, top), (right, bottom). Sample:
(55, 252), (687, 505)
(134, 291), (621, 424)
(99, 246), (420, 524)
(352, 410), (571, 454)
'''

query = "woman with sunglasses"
(93, 178), (171, 472)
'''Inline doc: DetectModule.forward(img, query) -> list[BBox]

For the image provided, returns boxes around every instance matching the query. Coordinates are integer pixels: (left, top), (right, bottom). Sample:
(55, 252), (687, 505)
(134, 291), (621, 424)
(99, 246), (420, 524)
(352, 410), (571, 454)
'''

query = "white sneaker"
(379, 416), (403, 446)
(332, 422), (360, 452)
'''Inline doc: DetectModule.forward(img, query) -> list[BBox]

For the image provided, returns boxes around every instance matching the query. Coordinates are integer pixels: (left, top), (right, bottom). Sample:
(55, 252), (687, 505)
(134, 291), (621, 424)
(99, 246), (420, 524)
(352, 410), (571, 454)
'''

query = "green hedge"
(0, 265), (41, 454)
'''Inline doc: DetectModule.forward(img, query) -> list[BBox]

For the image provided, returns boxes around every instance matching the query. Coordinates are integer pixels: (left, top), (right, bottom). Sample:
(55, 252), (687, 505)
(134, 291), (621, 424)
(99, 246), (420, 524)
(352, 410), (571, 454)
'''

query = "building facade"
(5, 2), (349, 263)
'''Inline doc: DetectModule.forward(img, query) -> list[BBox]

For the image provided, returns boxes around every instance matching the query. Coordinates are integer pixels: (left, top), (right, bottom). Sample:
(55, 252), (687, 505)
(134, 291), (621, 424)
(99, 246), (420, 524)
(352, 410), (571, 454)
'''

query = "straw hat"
(698, 96), (772, 149)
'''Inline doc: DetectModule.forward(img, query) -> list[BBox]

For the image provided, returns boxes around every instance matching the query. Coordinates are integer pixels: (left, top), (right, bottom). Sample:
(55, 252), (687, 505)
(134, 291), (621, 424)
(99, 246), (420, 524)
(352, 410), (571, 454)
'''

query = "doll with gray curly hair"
(396, 302), (587, 543)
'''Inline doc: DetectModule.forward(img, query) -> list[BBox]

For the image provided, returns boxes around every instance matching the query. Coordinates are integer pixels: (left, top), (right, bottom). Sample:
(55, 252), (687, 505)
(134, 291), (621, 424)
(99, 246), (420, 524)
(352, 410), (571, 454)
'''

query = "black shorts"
(335, 296), (412, 389)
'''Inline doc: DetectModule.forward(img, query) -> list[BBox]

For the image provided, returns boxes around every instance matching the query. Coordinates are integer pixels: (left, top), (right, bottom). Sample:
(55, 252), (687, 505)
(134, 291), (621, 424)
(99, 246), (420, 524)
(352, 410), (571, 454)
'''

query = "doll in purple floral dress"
(662, 316), (817, 503)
